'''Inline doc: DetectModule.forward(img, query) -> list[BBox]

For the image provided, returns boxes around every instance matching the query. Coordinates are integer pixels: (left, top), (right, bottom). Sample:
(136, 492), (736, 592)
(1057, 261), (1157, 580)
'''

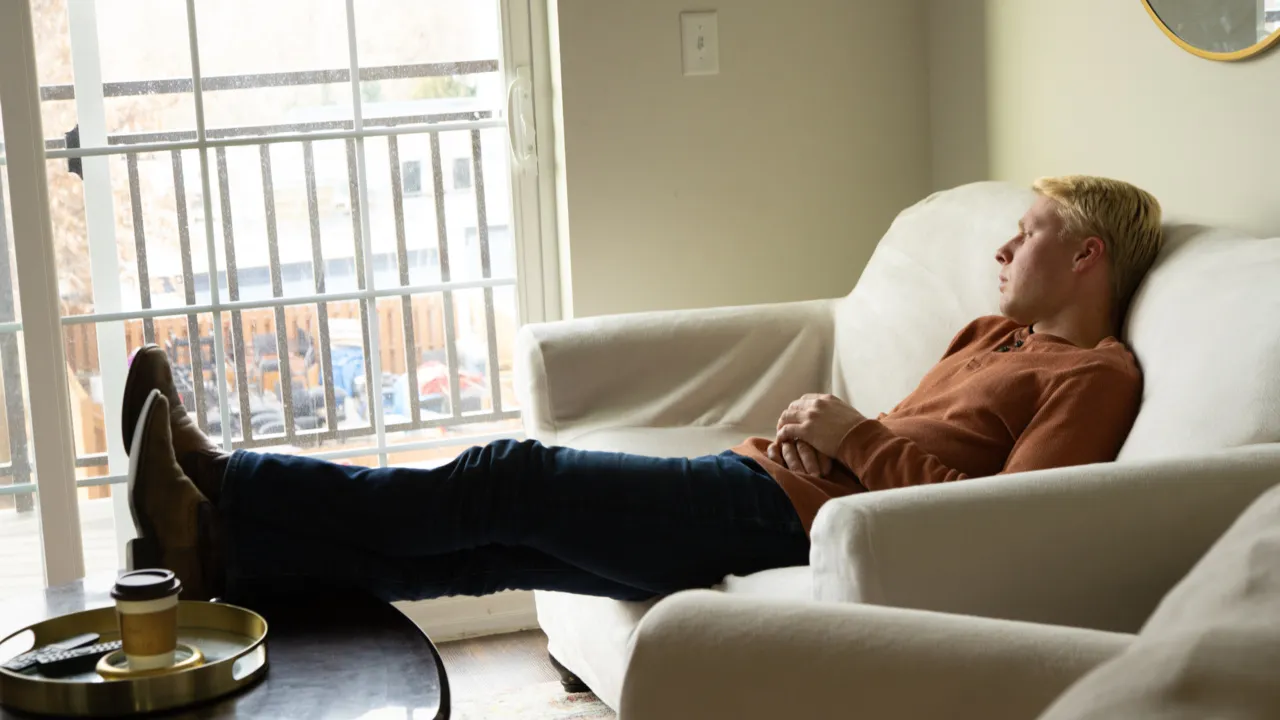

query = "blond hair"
(1033, 175), (1164, 322)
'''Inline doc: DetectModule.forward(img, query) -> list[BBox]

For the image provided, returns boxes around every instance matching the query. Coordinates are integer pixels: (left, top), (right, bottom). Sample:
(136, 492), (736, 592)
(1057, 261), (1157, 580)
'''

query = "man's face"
(995, 195), (1080, 324)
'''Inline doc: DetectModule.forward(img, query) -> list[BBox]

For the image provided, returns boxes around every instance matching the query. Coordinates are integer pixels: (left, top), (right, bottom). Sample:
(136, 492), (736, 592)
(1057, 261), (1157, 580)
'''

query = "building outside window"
(452, 156), (473, 191)
(401, 158), (423, 196)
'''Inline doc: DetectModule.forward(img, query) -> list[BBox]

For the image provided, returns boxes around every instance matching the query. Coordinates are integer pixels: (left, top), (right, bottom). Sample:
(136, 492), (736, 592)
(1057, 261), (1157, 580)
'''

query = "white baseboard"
(393, 590), (540, 642)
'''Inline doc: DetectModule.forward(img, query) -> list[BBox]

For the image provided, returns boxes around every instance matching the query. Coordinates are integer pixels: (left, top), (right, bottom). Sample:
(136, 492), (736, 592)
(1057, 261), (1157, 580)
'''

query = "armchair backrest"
(1118, 225), (1280, 459)
(832, 182), (1026, 415)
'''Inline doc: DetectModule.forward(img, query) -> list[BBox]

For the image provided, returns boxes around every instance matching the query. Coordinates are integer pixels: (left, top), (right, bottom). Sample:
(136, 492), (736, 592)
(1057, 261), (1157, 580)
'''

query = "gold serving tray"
(0, 601), (268, 717)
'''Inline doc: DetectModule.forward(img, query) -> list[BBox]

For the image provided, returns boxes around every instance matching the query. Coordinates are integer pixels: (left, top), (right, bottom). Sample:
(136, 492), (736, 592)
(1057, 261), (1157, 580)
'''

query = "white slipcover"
(514, 181), (1280, 710)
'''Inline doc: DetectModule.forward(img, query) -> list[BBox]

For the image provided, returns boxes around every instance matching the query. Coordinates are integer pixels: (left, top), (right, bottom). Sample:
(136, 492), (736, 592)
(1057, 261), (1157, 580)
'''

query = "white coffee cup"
(111, 569), (182, 671)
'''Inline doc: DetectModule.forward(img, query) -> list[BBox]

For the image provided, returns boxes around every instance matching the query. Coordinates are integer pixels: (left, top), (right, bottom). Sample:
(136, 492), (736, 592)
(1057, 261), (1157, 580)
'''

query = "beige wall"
(928, 0), (989, 190)
(931, 0), (1280, 238)
(550, 0), (931, 318)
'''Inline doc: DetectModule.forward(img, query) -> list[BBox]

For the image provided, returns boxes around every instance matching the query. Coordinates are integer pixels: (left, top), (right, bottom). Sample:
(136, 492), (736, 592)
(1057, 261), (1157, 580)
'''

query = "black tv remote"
(2, 632), (101, 673)
(34, 640), (123, 678)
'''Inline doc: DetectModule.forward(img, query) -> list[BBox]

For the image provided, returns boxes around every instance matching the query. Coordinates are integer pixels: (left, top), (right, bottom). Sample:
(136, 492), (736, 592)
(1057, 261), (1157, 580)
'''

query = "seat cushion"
(718, 565), (813, 601)
(1119, 227), (1280, 460)
(1037, 482), (1280, 719)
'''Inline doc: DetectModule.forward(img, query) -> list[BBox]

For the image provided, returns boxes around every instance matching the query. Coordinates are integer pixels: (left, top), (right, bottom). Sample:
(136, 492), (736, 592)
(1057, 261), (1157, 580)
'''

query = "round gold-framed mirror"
(1142, 0), (1280, 61)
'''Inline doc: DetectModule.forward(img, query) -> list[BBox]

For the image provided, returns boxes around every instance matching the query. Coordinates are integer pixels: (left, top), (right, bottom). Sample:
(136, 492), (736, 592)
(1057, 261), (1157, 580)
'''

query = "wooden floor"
(437, 629), (563, 702)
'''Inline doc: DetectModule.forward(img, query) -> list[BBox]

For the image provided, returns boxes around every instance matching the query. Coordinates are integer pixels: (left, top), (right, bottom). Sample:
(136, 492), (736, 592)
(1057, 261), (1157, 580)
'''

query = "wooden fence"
(60, 294), (500, 379)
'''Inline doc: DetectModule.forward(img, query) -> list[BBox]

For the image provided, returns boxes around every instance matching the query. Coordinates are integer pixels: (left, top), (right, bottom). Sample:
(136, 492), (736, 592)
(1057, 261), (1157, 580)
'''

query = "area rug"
(452, 681), (615, 719)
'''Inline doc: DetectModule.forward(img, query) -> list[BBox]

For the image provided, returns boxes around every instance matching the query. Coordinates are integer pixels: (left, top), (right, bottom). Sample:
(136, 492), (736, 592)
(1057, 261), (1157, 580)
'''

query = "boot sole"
(127, 389), (162, 544)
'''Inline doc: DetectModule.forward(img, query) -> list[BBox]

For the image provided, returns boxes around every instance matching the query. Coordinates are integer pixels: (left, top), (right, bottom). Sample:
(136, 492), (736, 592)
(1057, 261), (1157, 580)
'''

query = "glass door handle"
(506, 65), (536, 171)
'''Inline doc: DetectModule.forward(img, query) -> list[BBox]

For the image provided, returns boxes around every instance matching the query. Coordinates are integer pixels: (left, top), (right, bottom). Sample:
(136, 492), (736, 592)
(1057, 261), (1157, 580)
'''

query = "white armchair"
(517, 181), (1280, 711)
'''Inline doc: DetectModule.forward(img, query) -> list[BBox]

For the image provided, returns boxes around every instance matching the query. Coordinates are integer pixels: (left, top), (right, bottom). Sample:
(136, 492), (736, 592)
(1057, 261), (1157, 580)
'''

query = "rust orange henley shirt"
(732, 316), (1143, 532)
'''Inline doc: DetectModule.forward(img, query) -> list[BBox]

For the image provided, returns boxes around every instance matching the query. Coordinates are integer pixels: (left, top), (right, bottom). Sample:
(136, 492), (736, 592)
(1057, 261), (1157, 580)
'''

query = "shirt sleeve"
(836, 364), (1140, 490)
(835, 417), (970, 489)
(1000, 364), (1141, 475)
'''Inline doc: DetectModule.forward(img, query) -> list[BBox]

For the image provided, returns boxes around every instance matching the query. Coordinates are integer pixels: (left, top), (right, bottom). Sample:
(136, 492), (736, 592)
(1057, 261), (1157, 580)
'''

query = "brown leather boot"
(123, 345), (227, 502)
(127, 389), (220, 600)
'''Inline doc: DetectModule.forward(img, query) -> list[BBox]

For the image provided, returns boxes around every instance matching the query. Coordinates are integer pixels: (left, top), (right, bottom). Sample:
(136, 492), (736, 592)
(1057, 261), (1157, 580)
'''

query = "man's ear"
(1074, 236), (1106, 273)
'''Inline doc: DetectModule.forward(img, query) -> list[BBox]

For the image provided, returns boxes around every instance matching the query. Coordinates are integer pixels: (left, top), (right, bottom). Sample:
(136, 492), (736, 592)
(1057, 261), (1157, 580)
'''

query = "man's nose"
(995, 242), (1013, 265)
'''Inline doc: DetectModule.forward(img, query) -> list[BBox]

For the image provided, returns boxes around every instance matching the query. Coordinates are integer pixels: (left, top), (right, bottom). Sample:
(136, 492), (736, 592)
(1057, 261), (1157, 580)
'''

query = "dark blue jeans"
(219, 439), (809, 603)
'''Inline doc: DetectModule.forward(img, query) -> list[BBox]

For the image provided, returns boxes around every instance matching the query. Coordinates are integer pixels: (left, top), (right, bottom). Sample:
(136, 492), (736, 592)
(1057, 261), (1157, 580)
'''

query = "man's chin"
(999, 302), (1031, 325)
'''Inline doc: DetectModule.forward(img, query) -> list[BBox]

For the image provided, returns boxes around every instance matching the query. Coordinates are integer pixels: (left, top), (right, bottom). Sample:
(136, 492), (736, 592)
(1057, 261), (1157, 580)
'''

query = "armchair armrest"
(620, 591), (1130, 720)
(515, 300), (834, 444)
(810, 444), (1280, 633)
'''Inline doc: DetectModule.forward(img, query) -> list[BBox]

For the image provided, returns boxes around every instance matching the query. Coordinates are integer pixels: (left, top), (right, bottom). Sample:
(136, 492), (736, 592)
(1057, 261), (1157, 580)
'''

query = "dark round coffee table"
(0, 575), (449, 718)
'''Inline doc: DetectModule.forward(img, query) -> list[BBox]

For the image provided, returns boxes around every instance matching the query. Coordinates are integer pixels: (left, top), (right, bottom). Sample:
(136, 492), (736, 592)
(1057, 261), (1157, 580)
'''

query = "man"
(125, 175), (1163, 602)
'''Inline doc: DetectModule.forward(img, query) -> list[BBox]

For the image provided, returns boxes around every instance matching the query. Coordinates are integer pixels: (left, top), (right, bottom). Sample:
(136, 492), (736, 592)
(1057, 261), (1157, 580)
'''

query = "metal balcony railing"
(0, 58), (521, 500)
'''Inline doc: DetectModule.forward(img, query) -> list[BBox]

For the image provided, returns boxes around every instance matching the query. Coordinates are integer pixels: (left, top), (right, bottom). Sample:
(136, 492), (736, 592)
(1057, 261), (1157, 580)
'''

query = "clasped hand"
(766, 394), (865, 477)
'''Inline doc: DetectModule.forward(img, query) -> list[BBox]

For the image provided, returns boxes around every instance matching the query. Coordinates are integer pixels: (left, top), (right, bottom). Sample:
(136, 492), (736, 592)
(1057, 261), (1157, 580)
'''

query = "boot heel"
(127, 537), (162, 571)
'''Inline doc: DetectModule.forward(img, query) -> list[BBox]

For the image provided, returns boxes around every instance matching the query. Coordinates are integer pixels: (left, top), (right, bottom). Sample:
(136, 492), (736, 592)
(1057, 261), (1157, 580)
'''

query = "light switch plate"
(681, 11), (719, 76)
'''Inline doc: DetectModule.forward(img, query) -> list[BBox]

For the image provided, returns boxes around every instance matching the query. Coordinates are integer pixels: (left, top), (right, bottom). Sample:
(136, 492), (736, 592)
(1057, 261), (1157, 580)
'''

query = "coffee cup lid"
(111, 569), (182, 601)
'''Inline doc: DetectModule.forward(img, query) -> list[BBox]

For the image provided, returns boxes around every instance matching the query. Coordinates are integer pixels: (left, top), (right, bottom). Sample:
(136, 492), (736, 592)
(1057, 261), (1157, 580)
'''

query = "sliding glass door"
(0, 0), (555, 599)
